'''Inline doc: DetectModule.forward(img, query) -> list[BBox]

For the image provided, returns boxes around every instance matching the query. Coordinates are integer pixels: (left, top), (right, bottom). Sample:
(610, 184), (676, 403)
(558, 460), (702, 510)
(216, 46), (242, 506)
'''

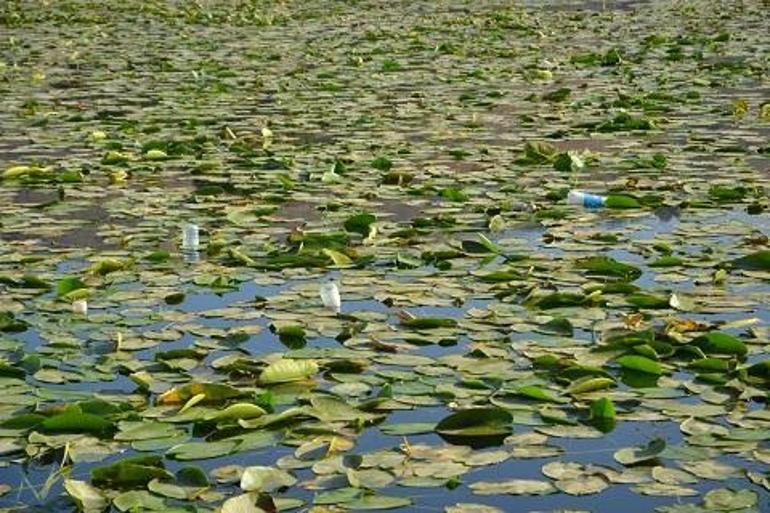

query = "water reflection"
(653, 205), (682, 223)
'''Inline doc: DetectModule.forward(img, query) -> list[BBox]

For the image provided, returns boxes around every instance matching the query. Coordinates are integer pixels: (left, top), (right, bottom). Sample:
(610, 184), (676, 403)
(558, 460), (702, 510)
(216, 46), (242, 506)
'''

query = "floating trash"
(319, 281), (341, 313)
(0, 2), (768, 512)
(182, 223), (200, 250)
(182, 223), (200, 262)
(567, 190), (606, 208)
(71, 299), (87, 315)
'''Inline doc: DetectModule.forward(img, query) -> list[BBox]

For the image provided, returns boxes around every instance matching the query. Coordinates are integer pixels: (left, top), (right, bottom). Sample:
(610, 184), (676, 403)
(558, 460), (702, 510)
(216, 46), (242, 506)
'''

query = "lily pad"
(615, 438), (667, 465)
(259, 359), (318, 384)
(436, 408), (513, 439)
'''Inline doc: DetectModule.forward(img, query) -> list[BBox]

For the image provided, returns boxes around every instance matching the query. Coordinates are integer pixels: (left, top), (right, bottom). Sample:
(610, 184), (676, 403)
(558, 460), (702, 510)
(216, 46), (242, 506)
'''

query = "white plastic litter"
(72, 299), (88, 315)
(182, 223), (200, 250)
(319, 281), (341, 313)
(567, 190), (606, 208)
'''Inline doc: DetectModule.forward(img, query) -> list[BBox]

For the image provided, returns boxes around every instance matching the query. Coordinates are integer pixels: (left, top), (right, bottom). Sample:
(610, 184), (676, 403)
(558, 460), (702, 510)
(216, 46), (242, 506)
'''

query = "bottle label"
(583, 194), (605, 208)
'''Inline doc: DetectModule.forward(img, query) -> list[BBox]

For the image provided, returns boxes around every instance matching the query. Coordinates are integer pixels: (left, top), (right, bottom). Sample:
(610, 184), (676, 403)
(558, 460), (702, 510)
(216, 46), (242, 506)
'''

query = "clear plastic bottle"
(319, 281), (341, 313)
(182, 223), (200, 249)
(567, 190), (606, 208)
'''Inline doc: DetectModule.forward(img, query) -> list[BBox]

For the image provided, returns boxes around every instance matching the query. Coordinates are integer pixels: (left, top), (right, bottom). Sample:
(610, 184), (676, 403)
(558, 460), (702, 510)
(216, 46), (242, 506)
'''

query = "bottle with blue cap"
(567, 190), (606, 208)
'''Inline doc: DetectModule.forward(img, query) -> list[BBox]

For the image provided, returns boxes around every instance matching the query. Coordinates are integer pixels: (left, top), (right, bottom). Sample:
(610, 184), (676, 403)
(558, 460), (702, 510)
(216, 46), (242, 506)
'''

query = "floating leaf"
(651, 467), (697, 485)
(590, 397), (616, 421)
(542, 88), (571, 102)
(41, 411), (113, 436)
(221, 494), (263, 513)
(112, 491), (165, 512)
(627, 293), (671, 309)
(568, 377), (615, 395)
(371, 156), (393, 171)
(692, 332), (747, 357)
(553, 152), (584, 172)
(614, 438), (666, 465)
(554, 476), (609, 495)
(92, 456), (172, 489)
(521, 141), (557, 164)
(56, 277), (88, 298)
(515, 385), (567, 404)
(344, 213), (376, 236)
(632, 483), (699, 497)
(729, 250), (770, 271)
(380, 422), (436, 436)
(440, 187), (468, 202)
(115, 421), (181, 441)
(64, 479), (108, 513)
(436, 408), (513, 438)
(538, 317), (574, 336)
(446, 504), (504, 513)
(276, 325), (307, 349)
(343, 494), (412, 510)
(576, 256), (642, 281)
(211, 403), (267, 421)
(530, 292), (587, 309)
(157, 383), (244, 405)
(166, 440), (238, 460)
(323, 248), (353, 266)
(650, 256), (685, 267)
(259, 359), (318, 384)
(401, 317), (457, 330)
(240, 466), (297, 492)
(0, 312), (28, 333)
(604, 194), (642, 209)
(709, 185), (746, 202)
(144, 149), (168, 160)
(703, 488), (757, 511)
(470, 479), (556, 496)
(616, 355), (664, 375)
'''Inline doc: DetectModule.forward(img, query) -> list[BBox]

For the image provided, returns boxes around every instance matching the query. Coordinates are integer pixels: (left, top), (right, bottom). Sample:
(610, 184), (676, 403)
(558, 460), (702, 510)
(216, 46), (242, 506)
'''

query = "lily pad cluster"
(0, 1), (769, 513)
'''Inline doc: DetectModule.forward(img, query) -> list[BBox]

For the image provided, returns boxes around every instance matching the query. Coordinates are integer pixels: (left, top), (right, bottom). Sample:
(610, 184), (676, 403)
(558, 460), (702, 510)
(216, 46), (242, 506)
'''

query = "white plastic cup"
(319, 281), (341, 313)
(182, 223), (200, 250)
(72, 299), (88, 315)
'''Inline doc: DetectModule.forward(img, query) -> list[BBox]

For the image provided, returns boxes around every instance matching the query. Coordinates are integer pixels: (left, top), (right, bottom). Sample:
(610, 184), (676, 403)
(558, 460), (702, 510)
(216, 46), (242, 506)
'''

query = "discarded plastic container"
(182, 223), (200, 250)
(319, 281), (341, 313)
(567, 190), (606, 208)
(72, 299), (88, 315)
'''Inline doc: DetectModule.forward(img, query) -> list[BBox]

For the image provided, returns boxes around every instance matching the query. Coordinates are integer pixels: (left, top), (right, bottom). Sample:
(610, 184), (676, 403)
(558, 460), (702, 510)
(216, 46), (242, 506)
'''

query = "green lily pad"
(92, 456), (172, 488)
(616, 355), (664, 375)
(166, 440), (239, 460)
(260, 359), (318, 384)
(604, 194), (642, 209)
(344, 213), (376, 237)
(41, 411), (114, 436)
(400, 317), (458, 330)
(575, 256), (642, 281)
(470, 479), (556, 496)
(113, 491), (165, 512)
(436, 408), (513, 438)
(729, 250), (770, 271)
(692, 332), (747, 357)
(56, 277), (88, 298)
(614, 438), (666, 465)
(276, 325), (307, 349)
(703, 488), (757, 511)
(64, 479), (109, 513)
(240, 466), (297, 492)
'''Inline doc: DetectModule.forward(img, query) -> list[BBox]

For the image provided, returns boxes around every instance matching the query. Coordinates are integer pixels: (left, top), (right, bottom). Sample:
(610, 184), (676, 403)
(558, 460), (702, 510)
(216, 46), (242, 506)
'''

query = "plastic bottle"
(319, 281), (341, 313)
(567, 190), (606, 208)
(72, 299), (88, 315)
(182, 223), (200, 250)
